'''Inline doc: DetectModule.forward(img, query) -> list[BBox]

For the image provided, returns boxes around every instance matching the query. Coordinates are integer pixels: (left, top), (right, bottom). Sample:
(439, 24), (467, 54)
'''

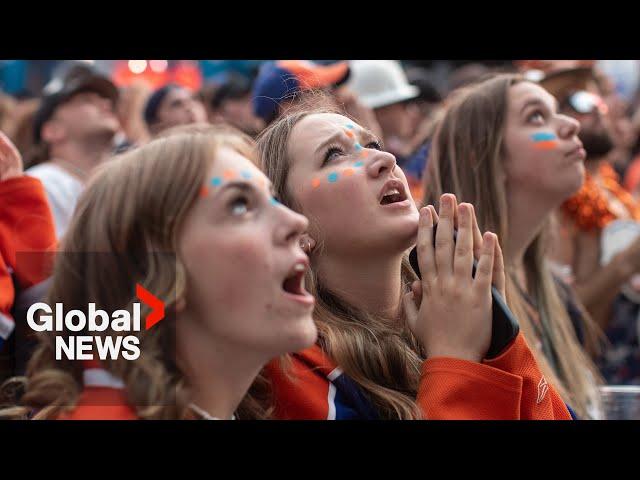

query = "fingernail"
(459, 203), (468, 219)
(485, 232), (494, 247)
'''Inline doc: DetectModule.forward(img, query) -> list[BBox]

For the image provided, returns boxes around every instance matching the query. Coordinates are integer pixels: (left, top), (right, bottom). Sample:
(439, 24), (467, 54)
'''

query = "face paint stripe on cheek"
(531, 132), (558, 150)
(531, 132), (557, 142)
(534, 141), (559, 150)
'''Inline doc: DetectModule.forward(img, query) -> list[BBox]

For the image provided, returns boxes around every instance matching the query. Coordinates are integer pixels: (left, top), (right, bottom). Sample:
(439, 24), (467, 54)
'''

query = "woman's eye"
(366, 141), (383, 150)
(230, 196), (249, 216)
(323, 147), (344, 165)
(528, 111), (545, 124)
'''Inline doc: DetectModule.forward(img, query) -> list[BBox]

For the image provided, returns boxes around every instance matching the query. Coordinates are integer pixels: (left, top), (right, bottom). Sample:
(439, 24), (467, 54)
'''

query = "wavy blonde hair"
(425, 73), (605, 419)
(257, 106), (426, 419)
(1, 124), (272, 419)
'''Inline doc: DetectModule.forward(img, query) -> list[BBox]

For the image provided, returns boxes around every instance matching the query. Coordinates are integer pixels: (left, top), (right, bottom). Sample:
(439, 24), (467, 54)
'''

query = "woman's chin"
(386, 210), (420, 244)
(285, 318), (318, 352)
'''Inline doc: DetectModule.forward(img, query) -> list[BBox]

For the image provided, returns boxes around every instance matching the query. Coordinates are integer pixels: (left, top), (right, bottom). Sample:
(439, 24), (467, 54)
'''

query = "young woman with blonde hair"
(1, 125), (317, 419)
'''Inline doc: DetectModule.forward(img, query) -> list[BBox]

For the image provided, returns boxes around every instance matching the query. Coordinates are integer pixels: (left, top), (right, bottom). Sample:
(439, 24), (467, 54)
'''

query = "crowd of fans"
(2, 59), (640, 419)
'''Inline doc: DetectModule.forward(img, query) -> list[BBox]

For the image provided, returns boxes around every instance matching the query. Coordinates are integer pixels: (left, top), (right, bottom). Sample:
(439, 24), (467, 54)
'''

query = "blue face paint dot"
(346, 124), (354, 129)
(241, 171), (252, 179)
(354, 143), (362, 151)
(328, 172), (339, 183)
(211, 177), (223, 187)
(270, 197), (280, 206)
(354, 161), (364, 168)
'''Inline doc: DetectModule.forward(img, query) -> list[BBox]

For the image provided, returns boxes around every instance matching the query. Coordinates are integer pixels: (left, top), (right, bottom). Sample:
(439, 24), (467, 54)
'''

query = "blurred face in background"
(558, 81), (616, 159)
(154, 87), (208, 132)
(374, 101), (419, 141)
(216, 95), (265, 137)
(43, 90), (120, 145)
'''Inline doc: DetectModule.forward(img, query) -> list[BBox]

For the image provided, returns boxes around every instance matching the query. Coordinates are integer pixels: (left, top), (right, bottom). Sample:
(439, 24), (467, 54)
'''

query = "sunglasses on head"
(564, 91), (609, 115)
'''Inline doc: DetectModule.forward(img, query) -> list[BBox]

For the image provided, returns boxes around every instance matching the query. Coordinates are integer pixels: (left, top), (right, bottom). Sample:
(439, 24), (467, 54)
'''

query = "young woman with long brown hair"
(256, 105), (572, 419)
(1, 125), (317, 419)
(426, 74), (604, 418)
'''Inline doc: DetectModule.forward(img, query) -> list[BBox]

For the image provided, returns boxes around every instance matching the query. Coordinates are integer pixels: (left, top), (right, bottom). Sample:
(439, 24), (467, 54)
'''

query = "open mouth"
(282, 264), (306, 296)
(281, 261), (314, 307)
(379, 180), (408, 205)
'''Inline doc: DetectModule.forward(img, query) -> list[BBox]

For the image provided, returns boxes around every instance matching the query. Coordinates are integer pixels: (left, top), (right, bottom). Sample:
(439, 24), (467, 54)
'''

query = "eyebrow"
(210, 180), (273, 199)
(520, 97), (559, 115)
(314, 127), (380, 155)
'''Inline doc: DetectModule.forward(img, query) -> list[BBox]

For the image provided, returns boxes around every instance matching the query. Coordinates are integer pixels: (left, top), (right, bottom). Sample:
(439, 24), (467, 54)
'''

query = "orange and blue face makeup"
(309, 123), (369, 189)
(200, 169), (279, 204)
(531, 132), (558, 150)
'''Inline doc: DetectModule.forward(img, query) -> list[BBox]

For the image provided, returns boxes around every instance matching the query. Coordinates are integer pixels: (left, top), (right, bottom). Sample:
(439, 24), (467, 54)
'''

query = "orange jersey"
(0, 176), (57, 345)
(266, 332), (573, 420)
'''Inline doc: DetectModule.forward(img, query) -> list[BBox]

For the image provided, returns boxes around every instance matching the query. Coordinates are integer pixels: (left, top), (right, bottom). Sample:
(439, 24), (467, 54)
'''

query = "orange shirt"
(0, 176), (57, 343)
(266, 332), (572, 420)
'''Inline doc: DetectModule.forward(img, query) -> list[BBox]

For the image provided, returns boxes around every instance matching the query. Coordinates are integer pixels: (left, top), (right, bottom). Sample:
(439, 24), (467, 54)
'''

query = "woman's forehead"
(295, 113), (353, 137)
(510, 82), (555, 108)
(211, 146), (260, 174)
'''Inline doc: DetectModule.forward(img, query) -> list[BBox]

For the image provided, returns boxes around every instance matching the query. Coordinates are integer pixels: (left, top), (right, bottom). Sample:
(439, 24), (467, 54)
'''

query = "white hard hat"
(347, 60), (420, 109)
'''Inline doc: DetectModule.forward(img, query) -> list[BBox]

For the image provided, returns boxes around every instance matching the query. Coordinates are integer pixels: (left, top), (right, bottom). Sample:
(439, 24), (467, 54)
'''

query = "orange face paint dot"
(311, 178), (321, 189)
(223, 169), (237, 180)
(199, 186), (209, 197)
(343, 168), (355, 176)
(345, 130), (355, 138)
(361, 150), (369, 157)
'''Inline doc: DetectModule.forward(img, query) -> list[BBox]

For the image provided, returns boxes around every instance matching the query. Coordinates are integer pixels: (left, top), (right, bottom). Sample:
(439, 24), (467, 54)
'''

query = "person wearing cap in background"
(26, 64), (121, 238)
(346, 60), (428, 202)
(252, 61), (345, 123)
(252, 60), (384, 149)
(207, 72), (265, 137)
(533, 61), (640, 384)
(143, 84), (208, 137)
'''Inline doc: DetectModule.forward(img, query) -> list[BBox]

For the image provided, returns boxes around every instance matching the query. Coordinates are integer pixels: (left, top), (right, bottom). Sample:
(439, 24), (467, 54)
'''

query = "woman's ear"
(299, 233), (317, 254)
(175, 295), (187, 313)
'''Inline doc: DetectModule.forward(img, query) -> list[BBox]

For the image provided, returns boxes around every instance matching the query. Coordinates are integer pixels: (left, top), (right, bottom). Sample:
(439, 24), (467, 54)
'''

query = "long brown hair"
(425, 73), (604, 418)
(1, 125), (271, 419)
(257, 105), (426, 419)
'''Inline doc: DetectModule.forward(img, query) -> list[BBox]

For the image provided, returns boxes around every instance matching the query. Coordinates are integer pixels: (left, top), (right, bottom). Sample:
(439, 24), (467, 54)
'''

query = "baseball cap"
(33, 64), (119, 143)
(252, 60), (350, 123)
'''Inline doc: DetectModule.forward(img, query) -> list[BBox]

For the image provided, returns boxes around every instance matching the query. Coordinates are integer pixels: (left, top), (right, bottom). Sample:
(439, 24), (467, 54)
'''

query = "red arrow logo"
(136, 283), (165, 330)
